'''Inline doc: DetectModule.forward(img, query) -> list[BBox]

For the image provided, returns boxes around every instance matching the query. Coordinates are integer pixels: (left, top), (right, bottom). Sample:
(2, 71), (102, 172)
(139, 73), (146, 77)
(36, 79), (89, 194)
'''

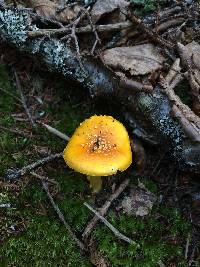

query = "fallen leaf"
(27, 0), (80, 24)
(102, 44), (165, 76)
(91, 0), (129, 24)
(119, 185), (157, 217)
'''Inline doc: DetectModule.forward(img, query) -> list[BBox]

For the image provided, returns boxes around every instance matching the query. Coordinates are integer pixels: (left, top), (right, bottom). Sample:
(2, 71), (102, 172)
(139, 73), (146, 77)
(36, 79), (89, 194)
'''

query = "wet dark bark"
(0, 8), (199, 173)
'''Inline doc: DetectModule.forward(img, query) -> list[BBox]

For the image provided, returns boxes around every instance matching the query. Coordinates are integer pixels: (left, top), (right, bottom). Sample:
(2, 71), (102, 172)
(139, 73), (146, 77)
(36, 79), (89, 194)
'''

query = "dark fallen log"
(0, 8), (200, 173)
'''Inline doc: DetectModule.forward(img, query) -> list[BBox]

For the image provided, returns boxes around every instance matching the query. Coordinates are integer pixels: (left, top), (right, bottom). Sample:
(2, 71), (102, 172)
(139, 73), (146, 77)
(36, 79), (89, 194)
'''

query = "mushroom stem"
(87, 176), (102, 193)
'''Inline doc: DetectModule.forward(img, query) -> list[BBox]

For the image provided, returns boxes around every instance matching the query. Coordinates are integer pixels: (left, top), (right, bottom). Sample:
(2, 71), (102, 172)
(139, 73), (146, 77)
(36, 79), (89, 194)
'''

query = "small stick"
(66, 7), (90, 73)
(126, 12), (174, 49)
(84, 202), (136, 245)
(172, 105), (200, 142)
(6, 153), (62, 180)
(14, 70), (36, 128)
(165, 58), (181, 84)
(119, 76), (153, 93)
(31, 171), (58, 185)
(42, 180), (86, 251)
(185, 233), (190, 260)
(85, 9), (101, 55)
(28, 21), (133, 38)
(82, 179), (130, 238)
(41, 123), (70, 141)
(155, 17), (185, 33)
(161, 59), (200, 129)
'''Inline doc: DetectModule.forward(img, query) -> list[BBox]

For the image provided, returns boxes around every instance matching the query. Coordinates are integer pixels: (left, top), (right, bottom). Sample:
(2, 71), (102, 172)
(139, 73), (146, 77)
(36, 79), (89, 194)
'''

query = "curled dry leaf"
(178, 41), (200, 116)
(119, 185), (157, 217)
(91, 0), (129, 24)
(27, 0), (80, 24)
(102, 44), (165, 76)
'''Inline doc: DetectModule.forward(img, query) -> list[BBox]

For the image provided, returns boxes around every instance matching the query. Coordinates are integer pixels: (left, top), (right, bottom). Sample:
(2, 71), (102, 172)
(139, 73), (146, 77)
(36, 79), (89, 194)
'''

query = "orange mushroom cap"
(63, 115), (132, 176)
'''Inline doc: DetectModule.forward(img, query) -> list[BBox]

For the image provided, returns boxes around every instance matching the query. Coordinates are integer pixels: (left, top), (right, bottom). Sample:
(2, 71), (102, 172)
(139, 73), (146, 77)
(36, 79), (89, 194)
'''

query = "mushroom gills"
(87, 176), (102, 193)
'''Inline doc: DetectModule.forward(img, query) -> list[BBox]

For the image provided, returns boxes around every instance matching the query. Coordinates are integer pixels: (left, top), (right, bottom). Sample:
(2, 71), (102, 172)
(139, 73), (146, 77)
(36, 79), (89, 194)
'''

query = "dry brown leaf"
(27, 0), (80, 24)
(102, 44), (165, 76)
(91, 0), (129, 24)
(119, 184), (157, 217)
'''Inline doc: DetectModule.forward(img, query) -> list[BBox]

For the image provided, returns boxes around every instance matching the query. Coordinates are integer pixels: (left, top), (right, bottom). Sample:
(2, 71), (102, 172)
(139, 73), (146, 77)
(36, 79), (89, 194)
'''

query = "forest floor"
(1, 0), (200, 266)
(0, 59), (199, 267)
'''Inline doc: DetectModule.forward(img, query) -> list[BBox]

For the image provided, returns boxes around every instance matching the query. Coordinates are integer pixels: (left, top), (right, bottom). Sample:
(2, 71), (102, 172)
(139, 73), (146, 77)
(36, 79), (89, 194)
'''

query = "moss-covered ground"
(0, 64), (196, 266)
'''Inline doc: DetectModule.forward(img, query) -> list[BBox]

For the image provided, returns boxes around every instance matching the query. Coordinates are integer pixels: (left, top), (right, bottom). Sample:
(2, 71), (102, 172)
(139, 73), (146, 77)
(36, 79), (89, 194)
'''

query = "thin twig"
(84, 202), (136, 245)
(85, 9), (101, 55)
(155, 17), (185, 33)
(6, 153), (62, 180)
(28, 21), (133, 38)
(165, 58), (181, 84)
(185, 233), (190, 260)
(40, 123), (70, 141)
(42, 180), (86, 251)
(172, 105), (200, 142)
(161, 60), (200, 130)
(68, 7), (90, 73)
(161, 59), (200, 141)
(119, 76), (153, 93)
(14, 70), (36, 127)
(82, 179), (130, 238)
(31, 171), (58, 185)
(126, 12), (174, 49)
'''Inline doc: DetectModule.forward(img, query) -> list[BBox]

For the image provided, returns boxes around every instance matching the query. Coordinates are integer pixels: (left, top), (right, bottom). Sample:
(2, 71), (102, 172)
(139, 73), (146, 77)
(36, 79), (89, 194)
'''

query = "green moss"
(0, 64), (195, 267)
(1, 170), (92, 266)
(131, 0), (168, 16)
(0, 216), (91, 267)
(93, 208), (190, 266)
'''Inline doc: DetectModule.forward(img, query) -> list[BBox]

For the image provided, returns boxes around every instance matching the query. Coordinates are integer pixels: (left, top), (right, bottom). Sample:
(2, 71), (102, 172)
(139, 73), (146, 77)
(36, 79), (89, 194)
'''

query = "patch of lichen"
(0, 65), (192, 266)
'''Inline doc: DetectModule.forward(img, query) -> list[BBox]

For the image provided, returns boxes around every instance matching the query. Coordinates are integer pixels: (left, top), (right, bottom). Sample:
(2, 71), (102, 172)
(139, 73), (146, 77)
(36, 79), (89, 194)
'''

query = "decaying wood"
(0, 8), (200, 173)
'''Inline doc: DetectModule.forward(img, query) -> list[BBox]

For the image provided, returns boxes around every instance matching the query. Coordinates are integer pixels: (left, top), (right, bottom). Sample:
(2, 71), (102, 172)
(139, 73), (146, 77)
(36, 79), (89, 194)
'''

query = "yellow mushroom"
(63, 115), (132, 193)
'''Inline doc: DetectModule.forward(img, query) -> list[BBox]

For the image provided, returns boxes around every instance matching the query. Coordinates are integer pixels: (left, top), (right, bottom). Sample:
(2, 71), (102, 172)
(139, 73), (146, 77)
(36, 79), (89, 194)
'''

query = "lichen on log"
(0, 8), (199, 173)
